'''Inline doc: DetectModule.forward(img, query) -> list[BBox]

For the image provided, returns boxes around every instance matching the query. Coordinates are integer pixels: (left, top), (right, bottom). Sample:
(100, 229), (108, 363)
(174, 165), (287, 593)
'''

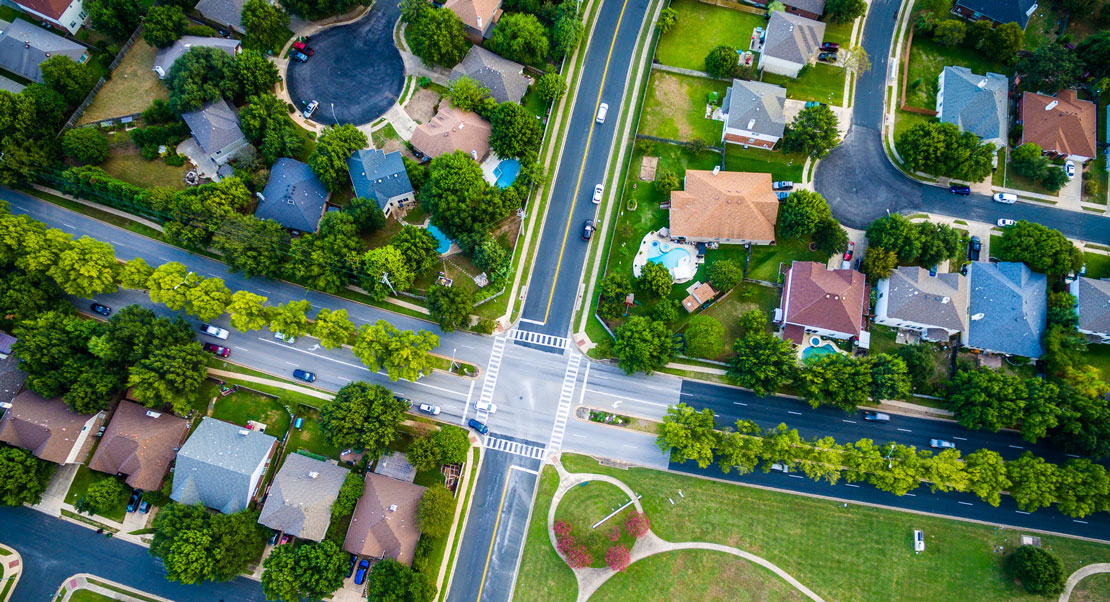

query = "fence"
(60, 23), (145, 132)
(697, 0), (768, 15)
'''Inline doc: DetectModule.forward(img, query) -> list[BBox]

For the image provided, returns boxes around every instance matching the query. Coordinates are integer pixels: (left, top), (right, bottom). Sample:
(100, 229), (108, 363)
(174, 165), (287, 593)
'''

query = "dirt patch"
(404, 88), (442, 124)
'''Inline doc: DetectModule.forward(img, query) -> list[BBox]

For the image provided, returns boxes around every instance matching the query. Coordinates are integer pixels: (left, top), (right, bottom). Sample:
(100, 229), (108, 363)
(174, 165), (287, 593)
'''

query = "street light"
(173, 271), (195, 290)
(330, 102), (338, 125)
(884, 444), (895, 469)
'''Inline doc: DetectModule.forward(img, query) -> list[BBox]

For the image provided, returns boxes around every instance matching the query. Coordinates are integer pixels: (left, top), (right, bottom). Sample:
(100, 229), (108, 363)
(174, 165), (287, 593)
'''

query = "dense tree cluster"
(150, 504), (269, 584)
(401, 0), (468, 68)
(781, 104), (840, 159)
(489, 13), (549, 66)
(280, 0), (365, 20)
(915, 12), (1024, 60)
(858, 214), (962, 280)
(367, 559), (436, 602)
(86, 0), (143, 39)
(1010, 143), (1068, 193)
(613, 316), (676, 374)
(0, 445), (55, 506)
(319, 382), (410, 456)
(262, 541), (347, 602)
(309, 124), (368, 191)
(144, 5), (187, 48)
(994, 220), (1082, 276)
(896, 121), (995, 182)
(242, 0), (291, 51)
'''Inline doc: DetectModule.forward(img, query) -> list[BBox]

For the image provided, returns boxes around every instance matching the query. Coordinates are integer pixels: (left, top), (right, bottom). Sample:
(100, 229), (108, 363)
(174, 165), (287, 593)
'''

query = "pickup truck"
(200, 323), (230, 339)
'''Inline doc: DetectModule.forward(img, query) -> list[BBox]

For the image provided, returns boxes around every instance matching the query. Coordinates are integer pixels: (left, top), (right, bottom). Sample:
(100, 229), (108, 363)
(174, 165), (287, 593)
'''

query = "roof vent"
(145, 410), (162, 418)
(458, 122), (465, 130)
(977, 78), (987, 88)
(308, 471), (319, 479)
(238, 429), (250, 436)
(388, 504), (398, 512)
(471, 149), (478, 160)
(941, 296), (950, 304)
(1045, 100), (1058, 111)
(747, 118), (756, 129)
(971, 312), (985, 321)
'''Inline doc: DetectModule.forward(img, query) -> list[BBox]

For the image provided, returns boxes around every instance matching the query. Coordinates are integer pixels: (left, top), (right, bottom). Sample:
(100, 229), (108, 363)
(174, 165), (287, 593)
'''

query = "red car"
(202, 342), (230, 357)
(843, 241), (855, 261)
(292, 41), (314, 56)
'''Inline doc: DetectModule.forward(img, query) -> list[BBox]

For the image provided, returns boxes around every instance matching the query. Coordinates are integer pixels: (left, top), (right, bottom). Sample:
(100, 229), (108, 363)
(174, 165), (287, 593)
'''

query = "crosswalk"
(508, 329), (569, 350)
(545, 353), (582, 454)
(484, 435), (547, 460)
(475, 336), (507, 421)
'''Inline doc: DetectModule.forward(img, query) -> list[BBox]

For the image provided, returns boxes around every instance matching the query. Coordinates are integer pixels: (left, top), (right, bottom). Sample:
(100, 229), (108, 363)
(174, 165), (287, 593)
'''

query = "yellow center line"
(475, 467), (513, 601)
(542, 0), (632, 324)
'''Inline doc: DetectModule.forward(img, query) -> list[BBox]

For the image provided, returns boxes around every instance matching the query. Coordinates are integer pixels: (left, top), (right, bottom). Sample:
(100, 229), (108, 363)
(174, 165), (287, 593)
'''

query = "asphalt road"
(812, 0), (1110, 240)
(0, 506), (267, 602)
(516, 0), (652, 340)
(285, 0), (404, 125)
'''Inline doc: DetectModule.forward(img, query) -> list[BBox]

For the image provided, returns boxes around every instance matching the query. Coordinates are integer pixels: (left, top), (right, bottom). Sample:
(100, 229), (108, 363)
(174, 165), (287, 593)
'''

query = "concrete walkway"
(650, 63), (729, 82)
(207, 368), (334, 400)
(1058, 563), (1110, 602)
(55, 573), (171, 602)
(0, 544), (22, 602)
(31, 185), (164, 232)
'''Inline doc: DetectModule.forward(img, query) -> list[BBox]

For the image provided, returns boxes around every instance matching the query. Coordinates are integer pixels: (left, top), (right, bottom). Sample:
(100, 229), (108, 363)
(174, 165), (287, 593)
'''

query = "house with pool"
(873, 267), (970, 344)
(777, 261), (869, 350)
(668, 169), (779, 246)
(410, 106), (491, 163)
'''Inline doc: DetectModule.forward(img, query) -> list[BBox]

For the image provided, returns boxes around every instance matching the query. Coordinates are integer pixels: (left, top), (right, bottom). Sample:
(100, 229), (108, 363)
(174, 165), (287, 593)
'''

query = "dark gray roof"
(723, 79), (786, 138)
(0, 74), (24, 93)
(938, 66), (1008, 142)
(0, 19), (86, 83)
(181, 98), (245, 155)
(883, 267), (969, 332)
(448, 46), (530, 104)
(153, 36), (240, 77)
(195, 0), (247, 32)
(955, 0), (1037, 28)
(967, 262), (1046, 358)
(255, 158), (329, 232)
(347, 149), (413, 210)
(258, 454), (348, 541)
(1075, 277), (1110, 336)
(762, 11), (825, 65)
(782, 0), (826, 15)
(171, 417), (277, 514)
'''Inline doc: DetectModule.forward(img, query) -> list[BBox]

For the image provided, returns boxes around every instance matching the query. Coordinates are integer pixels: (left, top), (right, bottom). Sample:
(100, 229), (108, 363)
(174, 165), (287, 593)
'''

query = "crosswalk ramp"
(509, 329), (569, 350)
(475, 336), (507, 421)
(484, 436), (546, 460)
(546, 353), (582, 454)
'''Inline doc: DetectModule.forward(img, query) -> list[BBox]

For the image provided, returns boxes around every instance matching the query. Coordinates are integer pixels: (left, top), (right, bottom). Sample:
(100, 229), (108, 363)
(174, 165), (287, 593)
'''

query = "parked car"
(582, 219), (595, 240)
(90, 303), (112, 316)
(948, 184), (970, 195)
(863, 411), (890, 422)
(467, 418), (489, 435)
(292, 40), (314, 55)
(126, 490), (142, 513)
(274, 331), (296, 344)
(970, 236), (981, 252)
(772, 181), (794, 191)
(354, 559), (370, 585)
(138, 500), (151, 514)
(843, 241), (855, 261)
(820, 42), (840, 52)
(968, 235), (981, 261)
(475, 400), (497, 414)
(997, 218), (1015, 227)
(993, 192), (1017, 204)
(200, 323), (230, 339)
(1065, 160), (1076, 179)
(818, 52), (837, 63)
(280, 535), (291, 545)
(394, 395), (413, 408)
(202, 342), (231, 357)
(293, 369), (316, 383)
(930, 439), (956, 449)
(592, 184), (603, 204)
(418, 402), (441, 415)
(929, 265), (937, 276)
(290, 50), (309, 63)
(303, 99), (318, 119)
(346, 554), (357, 578)
(596, 102), (608, 124)
(804, 101), (824, 108)
(775, 191), (790, 200)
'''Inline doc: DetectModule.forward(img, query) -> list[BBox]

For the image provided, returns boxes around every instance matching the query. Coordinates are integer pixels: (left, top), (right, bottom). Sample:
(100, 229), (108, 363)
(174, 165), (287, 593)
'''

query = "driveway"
(285, 0), (404, 125)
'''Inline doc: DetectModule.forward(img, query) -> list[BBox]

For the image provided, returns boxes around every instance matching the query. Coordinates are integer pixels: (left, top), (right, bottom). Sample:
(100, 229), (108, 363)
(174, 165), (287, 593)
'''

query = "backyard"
(696, 281), (781, 355)
(724, 145), (806, 182)
(654, 0), (765, 71)
(283, 405), (341, 462)
(637, 71), (729, 143)
(64, 464), (130, 523)
(100, 147), (190, 190)
(79, 40), (167, 125)
(209, 384), (292, 440)
(902, 36), (1005, 110)
(761, 62), (846, 105)
(746, 236), (829, 282)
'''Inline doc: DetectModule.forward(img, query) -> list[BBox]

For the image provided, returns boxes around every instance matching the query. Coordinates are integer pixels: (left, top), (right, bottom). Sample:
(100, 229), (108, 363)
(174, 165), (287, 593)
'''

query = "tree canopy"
(144, 5), (187, 48)
(401, 0), (468, 68)
(490, 101), (543, 159)
(613, 316), (676, 375)
(895, 120), (994, 182)
(319, 382), (409, 455)
(781, 105), (840, 159)
(309, 125), (368, 192)
(165, 46), (237, 113)
(488, 13), (549, 65)
(262, 541), (347, 602)
(995, 221), (1082, 275)
(149, 504), (269, 584)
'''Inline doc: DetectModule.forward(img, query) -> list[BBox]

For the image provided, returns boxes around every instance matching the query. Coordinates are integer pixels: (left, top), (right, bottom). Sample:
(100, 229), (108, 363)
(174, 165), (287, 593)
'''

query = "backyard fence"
(60, 24), (145, 133)
(697, 0), (768, 16)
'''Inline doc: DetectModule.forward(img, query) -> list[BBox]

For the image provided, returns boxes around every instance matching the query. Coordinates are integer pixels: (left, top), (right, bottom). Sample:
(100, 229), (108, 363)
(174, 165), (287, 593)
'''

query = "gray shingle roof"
(258, 454), (348, 541)
(883, 266), (969, 332)
(0, 19), (86, 83)
(1075, 277), (1110, 336)
(967, 262), (1046, 358)
(723, 79), (786, 138)
(255, 158), (329, 232)
(762, 11), (825, 65)
(955, 0), (1037, 28)
(153, 36), (240, 78)
(195, 0), (247, 33)
(347, 149), (413, 210)
(938, 66), (1008, 142)
(0, 74), (24, 93)
(171, 417), (277, 514)
(448, 46), (530, 104)
(782, 0), (826, 15)
(181, 98), (246, 155)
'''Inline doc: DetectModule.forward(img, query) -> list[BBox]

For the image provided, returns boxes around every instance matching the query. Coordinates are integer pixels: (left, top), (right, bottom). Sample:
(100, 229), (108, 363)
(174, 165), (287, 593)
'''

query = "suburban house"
(255, 158), (330, 233)
(444, 0), (501, 42)
(966, 261), (1046, 358)
(951, 0), (1037, 29)
(778, 261), (869, 345)
(757, 11), (825, 78)
(0, 390), (103, 465)
(1018, 90), (1097, 163)
(873, 267), (970, 343)
(344, 473), (426, 566)
(669, 169), (779, 245)
(347, 149), (415, 218)
(1068, 276), (1110, 344)
(258, 454), (348, 542)
(7, 0), (88, 34)
(410, 106), (491, 162)
(449, 46), (530, 104)
(749, 0), (825, 20)
(720, 79), (786, 149)
(0, 18), (87, 83)
(181, 98), (250, 167)
(170, 417), (278, 514)
(87, 400), (188, 492)
(936, 66), (1008, 148)
(153, 36), (241, 79)
(195, 0), (246, 33)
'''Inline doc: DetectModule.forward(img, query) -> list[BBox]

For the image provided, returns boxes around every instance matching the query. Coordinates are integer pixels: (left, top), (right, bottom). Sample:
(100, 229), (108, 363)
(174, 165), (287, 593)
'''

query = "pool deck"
(632, 228), (700, 282)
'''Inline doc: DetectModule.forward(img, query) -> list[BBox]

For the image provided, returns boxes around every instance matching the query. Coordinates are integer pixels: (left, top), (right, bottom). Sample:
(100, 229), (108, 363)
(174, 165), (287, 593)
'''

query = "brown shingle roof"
(11, 0), (72, 20)
(1021, 90), (1097, 159)
(0, 390), (96, 464)
(343, 473), (426, 564)
(781, 261), (867, 337)
(682, 282), (717, 312)
(88, 400), (188, 491)
(410, 106), (491, 161)
(669, 170), (779, 242)
(443, 0), (501, 32)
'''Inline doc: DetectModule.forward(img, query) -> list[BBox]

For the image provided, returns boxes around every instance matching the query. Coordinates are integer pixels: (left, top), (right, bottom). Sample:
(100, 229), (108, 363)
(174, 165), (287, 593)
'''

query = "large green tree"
(391, 225), (440, 277)
(1007, 545), (1066, 595)
(895, 120), (994, 182)
(232, 50), (280, 98)
(995, 221), (1082, 275)
(657, 403), (718, 468)
(366, 559), (436, 602)
(705, 45), (741, 78)
(144, 5), (187, 48)
(309, 125), (368, 192)
(351, 320), (439, 382)
(1017, 44), (1083, 93)
(150, 504), (268, 584)
(488, 13), (549, 65)
(417, 484), (455, 537)
(401, 0), (468, 68)
(637, 260), (673, 298)
(727, 310), (795, 395)
(427, 284), (474, 332)
(490, 102), (543, 159)
(319, 382), (408, 455)
(359, 245), (414, 300)
(49, 236), (117, 298)
(242, 0), (291, 51)
(87, 0), (142, 39)
(797, 353), (872, 411)
(313, 308), (355, 349)
(62, 127), (110, 164)
(684, 315), (724, 359)
(781, 105), (840, 158)
(551, 0), (583, 60)
(41, 55), (97, 105)
(778, 190), (833, 239)
(825, 0), (866, 22)
(613, 316), (676, 375)
(865, 214), (922, 264)
(261, 541), (347, 602)
(227, 290), (272, 332)
(421, 151), (493, 241)
(212, 214), (290, 279)
(165, 47), (237, 113)
(0, 446), (55, 506)
(239, 94), (305, 164)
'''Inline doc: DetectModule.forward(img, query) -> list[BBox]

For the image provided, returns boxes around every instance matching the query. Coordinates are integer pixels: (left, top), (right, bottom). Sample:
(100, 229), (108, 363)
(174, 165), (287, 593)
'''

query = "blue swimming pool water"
(426, 224), (452, 254)
(801, 344), (837, 362)
(493, 159), (521, 188)
(647, 240), (692, 270)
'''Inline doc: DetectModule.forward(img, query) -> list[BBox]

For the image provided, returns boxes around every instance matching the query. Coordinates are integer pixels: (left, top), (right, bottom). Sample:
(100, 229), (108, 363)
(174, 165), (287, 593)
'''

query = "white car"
(200, 323), (229, 339)
(596, 102), (608, 124)
(997, 218), (1015, 227)
(992, 193), (1017, 204)
(417, 402), (441, 415)
(274, 331), (296, 344)
(303, 100), (318, 119)
(1065, 160), (1076, 179)
(592, 184), (603, 204)
(475, 400), (497, 414)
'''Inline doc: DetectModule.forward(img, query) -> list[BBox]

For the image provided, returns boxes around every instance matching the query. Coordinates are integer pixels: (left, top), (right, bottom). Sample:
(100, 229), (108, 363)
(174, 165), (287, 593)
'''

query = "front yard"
(902, 36), (1005, 110)
(761, 62), (846, 106)
(654, 0), (765, 71)
(64, 464), (129, 523)
(638, 71), (728, 143)
(79, 40), (167, 125)
(724, 145), (806, 182)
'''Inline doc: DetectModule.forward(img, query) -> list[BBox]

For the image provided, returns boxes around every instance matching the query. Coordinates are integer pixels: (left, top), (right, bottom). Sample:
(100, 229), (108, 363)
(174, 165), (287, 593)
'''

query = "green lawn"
(1070, 570), (1110, 600)
(1084, 252), (1110, 279)
(638, 70), (729, 143)
(592, 549), (806, 601)
(1004, 160), (1060, 196)
(746, 236), (829, 282)
(761, 62), (846, 105)
(521, 85), (549, 118)
(552, 480), (638, 568)
(697, 282), (781, 357)
(654, 0), (765, 71)
(284, 406), (341, 461)
(64, 465), (129, 523)
(211, 388), (292, 439)
(68, 591), (115, 602)
(371, 124), (401, 150)
(893, 111), (935, 142)
(79, 40), (167, 125)
(1023, 4), (1060, 51)
(724, 145), (806, 182)
(514, 466), (578, 601)
(902, 36), (1005, 110)
(821, 16), (856, 49)
(100, 150), (189, 190)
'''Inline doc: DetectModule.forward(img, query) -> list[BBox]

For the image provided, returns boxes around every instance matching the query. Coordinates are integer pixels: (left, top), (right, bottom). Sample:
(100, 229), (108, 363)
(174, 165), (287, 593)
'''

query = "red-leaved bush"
(625, 512), (650, 538)
(607, 526), (620, 542)
(605, 545), (631, 572)
(553, 520), (572, 537)
(554, 521), (593, 569)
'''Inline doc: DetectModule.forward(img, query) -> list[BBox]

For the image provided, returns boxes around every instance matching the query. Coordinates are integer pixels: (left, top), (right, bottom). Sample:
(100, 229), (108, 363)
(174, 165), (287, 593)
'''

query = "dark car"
(202, 342), (230, 358)
(90, 303), (112, 316)
(293, 369), (316, 383)
(292, 40), (314, 55)
(290, 51), (308, 62)
(346, 554), (357, 578)
(820, 42), (840, 52)
(818, 52), (837, 63)
(468, 418), (489, 435)
(581, 219), (595, 240)
(968, 235), (981, 261)
(126, 490), (142, 513)
(948, 184), (970, 195)
(354, 559), (370, 585)
(138, 500), (151, 514)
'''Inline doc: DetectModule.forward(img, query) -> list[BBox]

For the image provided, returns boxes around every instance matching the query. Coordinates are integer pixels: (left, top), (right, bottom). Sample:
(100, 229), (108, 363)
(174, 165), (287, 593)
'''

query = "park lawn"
(746, 236), (828, 282)
(284, 406), (342, 461)
(592, 549), (806, 601)
(761, 62), (845, 105)
(513, 466), (578, 602)
(64, 465), (129, 523)
(68, 591), (115, 602)
(697, 282), (780, 354)
(211, 388), (292, 439)
(1070, 570), (1110, 601)
(1084, 252), (1110, 279)
(552, 480), (638, 568)
(555, 454), (1110, 602)
(724, 145), (806, 181)
(100, 150), (189, 190)
(654, 0), (765, 71)
(79, 40), (167, 125)
(902, 36), (1005, 110)
(637, 71), (729, 143)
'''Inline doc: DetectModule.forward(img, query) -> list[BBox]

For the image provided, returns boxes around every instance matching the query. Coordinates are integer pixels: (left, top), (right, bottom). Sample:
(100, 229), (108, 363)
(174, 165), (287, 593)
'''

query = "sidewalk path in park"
(55, 573), (172, 602)
(1058, 563), (1110, 602)
(0, 544), (23, 602)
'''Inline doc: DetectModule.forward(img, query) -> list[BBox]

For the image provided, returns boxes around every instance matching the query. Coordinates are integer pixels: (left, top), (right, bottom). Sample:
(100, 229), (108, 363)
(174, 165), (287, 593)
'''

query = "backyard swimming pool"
(426, 224), (452, 254)
(647, 240), (693, 270)
(493, 159), (520, 188)
(801, 338), (839, 362)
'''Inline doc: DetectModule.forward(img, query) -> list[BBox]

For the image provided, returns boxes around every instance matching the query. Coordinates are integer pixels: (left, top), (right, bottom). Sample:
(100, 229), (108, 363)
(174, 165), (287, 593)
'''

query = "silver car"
(930, 439), (956, 449)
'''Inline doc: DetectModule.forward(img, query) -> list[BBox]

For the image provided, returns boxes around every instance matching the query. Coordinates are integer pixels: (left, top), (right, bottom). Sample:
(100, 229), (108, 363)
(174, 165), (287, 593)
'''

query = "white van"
(992, 193), (1017, 204)
(596, 102), (608, 124)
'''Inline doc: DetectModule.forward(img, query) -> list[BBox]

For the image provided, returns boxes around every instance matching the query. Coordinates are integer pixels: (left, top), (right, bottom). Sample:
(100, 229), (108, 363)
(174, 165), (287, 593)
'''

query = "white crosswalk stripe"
(483, 435), (546, 460)
(545, 353), (582, 454)
(508, 329), (569, 350)
(474, 336), (507, 421)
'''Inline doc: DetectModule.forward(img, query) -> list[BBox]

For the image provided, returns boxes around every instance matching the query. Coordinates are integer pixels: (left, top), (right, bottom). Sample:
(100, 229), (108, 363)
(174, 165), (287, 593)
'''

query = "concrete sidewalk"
(0, 544), (23, 602)
(55, 573), (172, 602)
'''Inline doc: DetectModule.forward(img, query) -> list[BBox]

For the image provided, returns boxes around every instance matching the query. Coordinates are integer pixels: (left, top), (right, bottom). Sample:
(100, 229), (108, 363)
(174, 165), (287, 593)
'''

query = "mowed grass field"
(654, 0), (765, 71)
(638, 71), (729, 143)
(79, 40), (168, 124)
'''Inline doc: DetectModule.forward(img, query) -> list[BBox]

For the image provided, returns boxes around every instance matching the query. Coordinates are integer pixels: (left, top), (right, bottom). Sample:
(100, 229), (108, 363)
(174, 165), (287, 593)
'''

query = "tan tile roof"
(0, 390), (95, 464)
(343, 473), (426, 564)
(410, 106), (491, 161)
(782, 261), (867, 337)
(1021, 90), (1097, 158)
(88, 400), (188, 491)
(669, 170), (779, 241)
(443, 0), (501, 31)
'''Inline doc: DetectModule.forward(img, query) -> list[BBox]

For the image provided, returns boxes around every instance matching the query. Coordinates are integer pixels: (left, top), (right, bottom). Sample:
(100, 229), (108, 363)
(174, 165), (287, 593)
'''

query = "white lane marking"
(234, 346), (248, 351)
(1016, 511), (1030, 515)
(337, 376), (350, 382)
(952, 436), (967, 441)
(459, 345), (475, 350)
(680, 392), (694, 396)
(842, 419), (856, 424)
(905, 493), (916, 497)
(789, 475), (803, 479)
(258, 288), (272, 294)
(1074, 520), (1089, 524)
(1067, 454), (1080, 458)
(622, 444), (637, 448)
(63, 223), (76, 228)
(157, 256), (172, 262)
(1008, 445), (1024, 449)
(511, 465), (539, 475)
(787, 411), (803, 415)
(958, 501), (973, 506)
(734, 402), (748, 406)
(846, 484), (860, 488)
(519, 318), (545, 325)
(285, 361), (297, 366)
(571, 434), (587, 438)
(897, 428), (912, 433)
(584, 388), (669, 408)
(109, 240), (121, 245)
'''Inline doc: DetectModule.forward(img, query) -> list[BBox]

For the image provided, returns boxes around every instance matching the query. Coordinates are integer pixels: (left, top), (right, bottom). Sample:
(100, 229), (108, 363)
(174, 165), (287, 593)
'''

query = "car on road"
(90, 303), (112, 316)
(818, 52), (837, 63)
(292, 40), (314, 55)
(418, 402), (441, 415)
(200, 323), (230, 339)
(290, 50), (308, 63)
(772, 181), (794, 191)
(202, 342), (230, 357)
(820, 42), (840, 52)
(293, 369), (316, 383)
(467, 418), (489, 435)
(1065, 160), (1076, 179)
(274, 331), (296, 344)
(354, 559), (370, 585)
(582, 219), (595, 240)
(997, 218), (1015, 227)
(948, 184), (970, 195)
(303, 100), (318, 119)
(346, 554), (357, 578)
(993, 192), (1017, 204)
(862, 411), (890, 422)
(596, 102), (608, 124)
(126, 490), (142, 513)
(592, 184), (603, 204)
(930, 439), (956, 449)
(475, 400), (497, 414)
(843, 241), (855, 261)
(394, 395), (413, 408)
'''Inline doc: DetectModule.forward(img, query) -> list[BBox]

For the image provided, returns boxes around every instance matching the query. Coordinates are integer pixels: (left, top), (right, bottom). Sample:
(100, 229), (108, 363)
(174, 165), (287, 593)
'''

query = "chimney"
(1045, 100), (1058, 111)
(477, 15), (482, 28)
(977, 78), (987, 88)
(388, 504), (398, 512)
(747, 118), (756, 129)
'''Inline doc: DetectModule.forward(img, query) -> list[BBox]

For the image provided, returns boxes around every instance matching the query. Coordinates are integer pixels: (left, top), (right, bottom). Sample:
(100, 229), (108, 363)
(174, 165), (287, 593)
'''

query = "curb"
(0, 544), (22, 602)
